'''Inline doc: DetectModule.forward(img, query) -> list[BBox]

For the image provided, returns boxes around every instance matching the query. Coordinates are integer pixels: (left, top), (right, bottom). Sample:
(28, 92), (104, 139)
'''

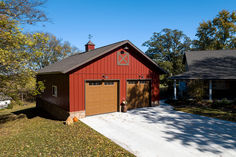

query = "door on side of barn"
(85, 81), (118, 116)
(126, 80), (151, 110)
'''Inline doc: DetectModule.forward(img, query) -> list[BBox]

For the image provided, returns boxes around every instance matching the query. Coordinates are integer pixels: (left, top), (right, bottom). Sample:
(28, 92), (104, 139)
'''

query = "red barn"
(37, 40), (166, 120)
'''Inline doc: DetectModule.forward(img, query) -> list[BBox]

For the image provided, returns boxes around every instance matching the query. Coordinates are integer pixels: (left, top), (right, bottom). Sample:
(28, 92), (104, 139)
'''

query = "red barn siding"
(37, 74), (69, 110)
(69, 48), (160, 112)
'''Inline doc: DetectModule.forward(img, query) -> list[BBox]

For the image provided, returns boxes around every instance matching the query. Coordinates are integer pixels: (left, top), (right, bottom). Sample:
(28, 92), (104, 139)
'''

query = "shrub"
(17, 100), (24, 106)
(221, 98), (230, 105)
(187, 80), (205, 101)
(7, 103), (13, 109)
(213, 98), (232, 108)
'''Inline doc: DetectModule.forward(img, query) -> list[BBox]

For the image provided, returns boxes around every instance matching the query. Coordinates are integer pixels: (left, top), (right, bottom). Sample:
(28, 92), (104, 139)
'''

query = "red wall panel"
(69, 47), (160, 112)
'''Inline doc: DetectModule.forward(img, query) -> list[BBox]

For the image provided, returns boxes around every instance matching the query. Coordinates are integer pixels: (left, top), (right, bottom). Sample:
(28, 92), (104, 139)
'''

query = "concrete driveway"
(80, 101), (236, 157)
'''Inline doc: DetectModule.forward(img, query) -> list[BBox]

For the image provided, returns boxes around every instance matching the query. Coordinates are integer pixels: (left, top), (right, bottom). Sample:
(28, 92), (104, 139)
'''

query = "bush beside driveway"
(81, 101), (236, 157)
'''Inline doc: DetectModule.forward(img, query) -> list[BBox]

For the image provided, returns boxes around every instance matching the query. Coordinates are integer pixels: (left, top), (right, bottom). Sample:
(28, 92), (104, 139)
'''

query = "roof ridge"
(50, 40), (129, 65)
(87, 40), (128, 53)
(68, 40), (128, 57)
(187, 49), (236, 53)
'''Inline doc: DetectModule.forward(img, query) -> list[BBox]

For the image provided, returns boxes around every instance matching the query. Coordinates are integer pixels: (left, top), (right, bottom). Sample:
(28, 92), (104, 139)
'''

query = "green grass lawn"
(0, 103), (134, 157)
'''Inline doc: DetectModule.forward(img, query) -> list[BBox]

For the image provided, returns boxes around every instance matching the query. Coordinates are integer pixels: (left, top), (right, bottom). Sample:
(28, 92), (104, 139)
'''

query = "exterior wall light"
(102, 74), (108, 79)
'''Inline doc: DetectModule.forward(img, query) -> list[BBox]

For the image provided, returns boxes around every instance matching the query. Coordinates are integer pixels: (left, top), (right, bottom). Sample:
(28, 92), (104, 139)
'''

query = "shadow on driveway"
(128, 102), (236, 154)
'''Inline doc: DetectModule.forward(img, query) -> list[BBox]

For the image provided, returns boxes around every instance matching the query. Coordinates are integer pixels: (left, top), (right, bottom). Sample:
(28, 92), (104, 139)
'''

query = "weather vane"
(88, 34), (93, 40)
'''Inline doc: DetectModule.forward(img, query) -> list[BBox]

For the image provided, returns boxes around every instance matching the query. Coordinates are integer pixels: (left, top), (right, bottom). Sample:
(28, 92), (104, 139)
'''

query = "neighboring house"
(171, 50), (236, 100)
(37, 40), (166, 120)
(0, 93), (12, 109)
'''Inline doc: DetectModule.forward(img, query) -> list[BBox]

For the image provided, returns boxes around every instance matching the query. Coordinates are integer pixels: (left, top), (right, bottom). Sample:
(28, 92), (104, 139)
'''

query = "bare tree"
(0, 0), (48, 24)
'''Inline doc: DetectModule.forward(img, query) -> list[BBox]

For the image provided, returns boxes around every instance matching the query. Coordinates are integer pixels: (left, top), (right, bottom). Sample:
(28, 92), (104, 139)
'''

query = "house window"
(52, 85), (57, 97)
(104, 82), (114, 85)
(89, 82), (102, 86)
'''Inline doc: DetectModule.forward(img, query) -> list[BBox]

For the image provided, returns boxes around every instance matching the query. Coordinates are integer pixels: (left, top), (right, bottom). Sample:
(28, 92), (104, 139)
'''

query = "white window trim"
(52, 85), (57, 97)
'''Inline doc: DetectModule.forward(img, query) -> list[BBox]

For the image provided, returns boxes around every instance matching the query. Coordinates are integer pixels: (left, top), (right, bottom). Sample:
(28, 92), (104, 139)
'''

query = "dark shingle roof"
(171, 50), (236, 80)
(38, 40), (166, 74)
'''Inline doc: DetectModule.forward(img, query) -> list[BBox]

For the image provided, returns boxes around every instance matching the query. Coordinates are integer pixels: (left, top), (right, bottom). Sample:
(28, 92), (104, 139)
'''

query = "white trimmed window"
(52, 85), (57, 97)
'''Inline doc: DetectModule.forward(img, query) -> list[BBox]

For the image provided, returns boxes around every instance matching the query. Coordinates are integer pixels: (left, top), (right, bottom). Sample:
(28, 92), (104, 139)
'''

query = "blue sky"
(24, 0), (236, 52)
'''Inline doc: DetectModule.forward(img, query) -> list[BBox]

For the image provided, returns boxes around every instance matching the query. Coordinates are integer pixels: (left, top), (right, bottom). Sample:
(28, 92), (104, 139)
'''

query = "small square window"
(52, 85), (57, 97)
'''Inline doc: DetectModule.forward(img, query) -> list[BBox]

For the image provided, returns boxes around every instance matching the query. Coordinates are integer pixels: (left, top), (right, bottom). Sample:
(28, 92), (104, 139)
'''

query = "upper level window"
(117, 51), (129, 65)
(52, 85), (57, 97)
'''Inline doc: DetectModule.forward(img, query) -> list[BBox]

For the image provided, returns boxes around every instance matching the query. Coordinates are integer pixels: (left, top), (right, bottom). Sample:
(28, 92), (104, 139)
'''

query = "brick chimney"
(85, 40), (95, 52)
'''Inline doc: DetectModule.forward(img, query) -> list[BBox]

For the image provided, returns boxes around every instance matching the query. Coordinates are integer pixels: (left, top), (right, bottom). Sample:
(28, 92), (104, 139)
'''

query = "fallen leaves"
(0, 104), (134, 156)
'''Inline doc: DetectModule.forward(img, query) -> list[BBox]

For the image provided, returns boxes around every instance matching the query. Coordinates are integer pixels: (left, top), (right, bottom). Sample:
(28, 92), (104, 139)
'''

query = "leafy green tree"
(187, 80), (205, 101)
(0, 15), (35, 102)
(193, 10), (236, 50)
(0, 15), (29, 76)
(0, 0), (48, 24)
(0, 15), (79, 103)
(193, 21), (217, 50)
(0, 0), (48, 102)
(27, 32), (80, 70)
(0, 1), (81, 103)
(143, 28), (191, 85)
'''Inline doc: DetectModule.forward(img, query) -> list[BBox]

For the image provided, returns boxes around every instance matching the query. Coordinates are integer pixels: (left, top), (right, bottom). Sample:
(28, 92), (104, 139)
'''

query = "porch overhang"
(170, 71), (236, 80)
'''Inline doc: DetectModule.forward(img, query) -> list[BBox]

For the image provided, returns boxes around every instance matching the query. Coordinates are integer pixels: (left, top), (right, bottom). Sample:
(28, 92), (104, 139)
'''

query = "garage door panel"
(86, 81), (118, 116)
(127, 80), (150, 110)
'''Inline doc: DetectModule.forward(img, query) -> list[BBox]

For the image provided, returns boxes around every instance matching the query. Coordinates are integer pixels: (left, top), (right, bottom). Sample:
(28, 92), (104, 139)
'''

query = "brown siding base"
(36, 98), (69, 120)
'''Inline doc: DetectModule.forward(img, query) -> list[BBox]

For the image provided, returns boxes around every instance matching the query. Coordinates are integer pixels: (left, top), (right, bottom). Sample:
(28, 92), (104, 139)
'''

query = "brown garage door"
(85, 81), (118, 116)
(126, 80), (150, 110)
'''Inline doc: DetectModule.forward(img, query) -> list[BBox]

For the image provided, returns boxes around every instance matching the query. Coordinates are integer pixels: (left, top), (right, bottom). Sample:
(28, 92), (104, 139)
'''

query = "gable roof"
(171, 49), (236, 80)
(37, 40), (166, 75)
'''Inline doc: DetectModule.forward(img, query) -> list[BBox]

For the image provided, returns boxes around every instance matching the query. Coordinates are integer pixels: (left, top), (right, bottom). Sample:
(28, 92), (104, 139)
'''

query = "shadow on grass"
(128, 102), (236, 155)
(0, 107), (61, 125)
(174, 107), (236, 122)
